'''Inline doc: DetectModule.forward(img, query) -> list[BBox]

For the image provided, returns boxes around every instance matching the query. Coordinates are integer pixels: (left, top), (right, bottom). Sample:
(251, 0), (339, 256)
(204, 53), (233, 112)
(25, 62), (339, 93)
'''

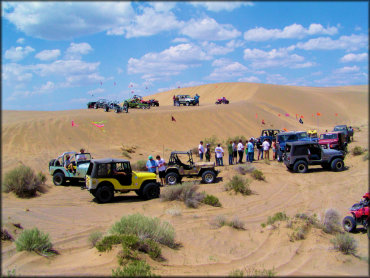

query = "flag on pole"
(317, 112), (321, 116)
(299, 118), (304, 124)
(335, 113), (338, 117)
(255, 113), (258, 119)
(262, 119), (265, 125)
(171, 115), (176, 122)
(300, 115), (304, 118)
(285, 113), (290, 117)
(278, 113), (281, 117)
(71, 120), (78, 127)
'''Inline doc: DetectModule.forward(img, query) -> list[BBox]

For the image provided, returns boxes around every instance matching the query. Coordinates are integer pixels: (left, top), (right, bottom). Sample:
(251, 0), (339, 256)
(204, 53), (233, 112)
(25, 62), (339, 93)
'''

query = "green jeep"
(49, 151), (92, 185)
(85, 158), (160, 203)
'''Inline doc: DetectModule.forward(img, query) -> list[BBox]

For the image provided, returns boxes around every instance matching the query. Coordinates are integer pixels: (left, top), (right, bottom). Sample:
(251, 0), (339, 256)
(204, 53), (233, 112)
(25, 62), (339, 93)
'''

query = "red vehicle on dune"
(343, 193), (369, 236)
(318, 131), (347, 152)
(215, 97), (229, 104)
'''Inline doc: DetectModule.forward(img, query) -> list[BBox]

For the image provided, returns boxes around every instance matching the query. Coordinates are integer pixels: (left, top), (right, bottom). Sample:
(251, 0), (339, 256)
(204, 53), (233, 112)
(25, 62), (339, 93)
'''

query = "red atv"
(342, 193), (369, 235)
(215, 97), (229, 104)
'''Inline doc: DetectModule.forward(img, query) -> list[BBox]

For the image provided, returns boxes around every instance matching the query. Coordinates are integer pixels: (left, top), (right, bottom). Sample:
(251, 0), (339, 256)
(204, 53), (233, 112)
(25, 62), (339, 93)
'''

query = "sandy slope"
(1, 83), (369, 276)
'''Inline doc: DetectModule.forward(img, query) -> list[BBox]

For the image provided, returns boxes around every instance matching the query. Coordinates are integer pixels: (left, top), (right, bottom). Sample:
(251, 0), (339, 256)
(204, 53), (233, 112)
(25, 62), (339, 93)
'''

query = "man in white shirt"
(262, 139), (270, 160)
(237, 140), (244, 163)
(155, 155), (166, 186)
(215, 144), (224, 166)
(198, 141), (205, 161)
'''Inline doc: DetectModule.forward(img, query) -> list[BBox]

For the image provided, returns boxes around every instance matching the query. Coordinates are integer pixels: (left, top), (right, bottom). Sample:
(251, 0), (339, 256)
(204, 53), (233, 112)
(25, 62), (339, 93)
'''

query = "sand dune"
(2, 82), (368, 276)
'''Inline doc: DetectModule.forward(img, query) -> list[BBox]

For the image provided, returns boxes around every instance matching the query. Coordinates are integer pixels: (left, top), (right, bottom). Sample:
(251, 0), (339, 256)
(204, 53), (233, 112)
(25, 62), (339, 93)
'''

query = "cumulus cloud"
(295, 34), (368, 51)
(334, 66), (360, 74)
(190, 2), (254, 12)
(35, 49), (61, 61)
(128, 43), (211, 81)
(314, 69), (367, 86)
(149, 2), (176, 12)
(4, 46), (35, 61)
(238, 76), (261, 83)
(180, 17), (241, 41)
(206, 58), (248, 80)
(16, 37), (25, 44)
(266, 74), (288, 85)
(244, 23), (338, 41)
(340, 53), (368, 63)
(2, 63), (33, 82)
(87, 88), (105, 96)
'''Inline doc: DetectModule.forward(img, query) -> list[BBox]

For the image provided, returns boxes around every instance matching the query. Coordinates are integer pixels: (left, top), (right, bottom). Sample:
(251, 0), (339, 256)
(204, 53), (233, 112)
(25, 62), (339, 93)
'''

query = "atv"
(164, 150), (219, 185)
(215, 97), (229, 104)
(342, 193), (369, 235)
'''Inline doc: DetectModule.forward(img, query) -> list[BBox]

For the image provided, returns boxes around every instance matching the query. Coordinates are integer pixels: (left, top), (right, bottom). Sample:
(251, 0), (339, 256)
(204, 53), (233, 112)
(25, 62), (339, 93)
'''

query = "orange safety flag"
(317, 112), (321, 116)
(278, 113), (281, 117)
(71, 120), (78, 127)
(335, 113), (338, 117)
(300, 115), (304, 118)
(283, 128), (288, 131)
(255, 113), (258, 119)
(296, 114), (298, 119)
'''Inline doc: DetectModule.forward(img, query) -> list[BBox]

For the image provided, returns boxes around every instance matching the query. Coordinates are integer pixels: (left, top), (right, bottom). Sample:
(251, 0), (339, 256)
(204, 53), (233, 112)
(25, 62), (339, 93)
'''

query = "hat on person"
(148, 155), (153, 159)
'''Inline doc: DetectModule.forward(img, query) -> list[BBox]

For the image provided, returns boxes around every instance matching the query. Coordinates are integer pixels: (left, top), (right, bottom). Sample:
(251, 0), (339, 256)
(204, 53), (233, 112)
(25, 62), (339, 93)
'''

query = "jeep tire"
(53, 172), (65, 186)
(342, 216), (356, 232)
(331, 158), (344, 172)
(165, 172), (180, 185)
(201, 170), (216, 184)
(293, 160), (308, 173)
(142, 183), (160, 200)
(96, 185), (114, 203)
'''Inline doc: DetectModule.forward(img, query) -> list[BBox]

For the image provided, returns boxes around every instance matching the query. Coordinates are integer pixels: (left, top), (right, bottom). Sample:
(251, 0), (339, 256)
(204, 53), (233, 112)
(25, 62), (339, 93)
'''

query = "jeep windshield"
(334, 126), (346, 131)
(297, 132), (308, 139)
(320, 133), (337, 140)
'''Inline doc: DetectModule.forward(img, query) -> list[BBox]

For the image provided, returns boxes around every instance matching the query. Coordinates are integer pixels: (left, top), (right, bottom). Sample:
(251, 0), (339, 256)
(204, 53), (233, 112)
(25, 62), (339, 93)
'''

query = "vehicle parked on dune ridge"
(84, 158), (160, 203)
(176, 94), (197, 106)
(215, 97), (229, 104)
(125, 96), (150, 109)
(49, 151), (92, 185)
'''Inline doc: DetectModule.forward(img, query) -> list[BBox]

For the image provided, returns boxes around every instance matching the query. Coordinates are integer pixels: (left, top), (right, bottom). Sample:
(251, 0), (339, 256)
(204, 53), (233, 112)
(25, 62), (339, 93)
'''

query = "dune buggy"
(164, 151), (219, 185)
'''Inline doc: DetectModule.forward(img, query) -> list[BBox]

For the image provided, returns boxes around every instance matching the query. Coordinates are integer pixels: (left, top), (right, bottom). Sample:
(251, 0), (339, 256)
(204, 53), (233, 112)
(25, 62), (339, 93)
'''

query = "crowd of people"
(146, 155), (167, 186)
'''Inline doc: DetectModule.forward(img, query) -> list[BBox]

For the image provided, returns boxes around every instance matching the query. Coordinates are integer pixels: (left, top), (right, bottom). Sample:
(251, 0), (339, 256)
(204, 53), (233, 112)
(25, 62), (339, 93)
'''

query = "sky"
(2, 1), (369, 111)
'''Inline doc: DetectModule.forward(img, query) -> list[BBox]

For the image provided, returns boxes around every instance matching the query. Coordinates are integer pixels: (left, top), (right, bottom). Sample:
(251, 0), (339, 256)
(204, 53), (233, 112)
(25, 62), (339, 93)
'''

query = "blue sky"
(2, 1), (368, 111)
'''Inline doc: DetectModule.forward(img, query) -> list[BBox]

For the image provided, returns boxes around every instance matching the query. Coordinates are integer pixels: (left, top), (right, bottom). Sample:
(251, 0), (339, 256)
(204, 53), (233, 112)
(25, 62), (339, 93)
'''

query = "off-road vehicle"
(342, 193), (369, 235)
(215, 97), (229, 104)
(333, 125), (350, 143)
(319, 131), (347, 152)
(259, 129), (281, 144)
(114, 101), (129, 113)
(85, 158), (160, 203)
(164, 151), (219, 185)
(283, 141), (345, 173)
(176, 95), (197, 106)
(49, 151), (92, 185)
(276, 131), (316, 161)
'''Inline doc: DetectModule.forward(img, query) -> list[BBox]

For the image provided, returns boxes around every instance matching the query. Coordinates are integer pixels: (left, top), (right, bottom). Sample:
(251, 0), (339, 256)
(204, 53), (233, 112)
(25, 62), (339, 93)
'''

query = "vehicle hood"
(319, 139), (337, 145)
(322, 148), (343, 155)
(194, 162), (215, 167)
(133, 171), (157, 179)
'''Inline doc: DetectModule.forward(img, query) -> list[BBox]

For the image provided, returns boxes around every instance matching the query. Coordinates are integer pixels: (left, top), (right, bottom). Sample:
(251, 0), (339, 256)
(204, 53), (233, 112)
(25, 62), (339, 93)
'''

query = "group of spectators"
(146, 155), (166, 186)
(198, 138), (277, 166)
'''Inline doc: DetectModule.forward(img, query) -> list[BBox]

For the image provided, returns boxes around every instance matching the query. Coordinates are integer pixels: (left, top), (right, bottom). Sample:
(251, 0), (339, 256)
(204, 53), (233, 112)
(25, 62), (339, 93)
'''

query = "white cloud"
(65, 42), (93, 59)
(238, 76), (261, 83)
(340, 53), (368, 63)
(128, 43), (211, 81)
(266, 74), (288, 85)
(180, 17), (241, 41)
(4, 46), (35, 61)
(33, 59), (100, 77)
(314, 70), (367, 86)
(172, 37), (189, 43)
(87, 88), (105, 96)
(334, 66), (360, 74)
(149, 2), (176, 12)
(2, 63), (33, 82)
(16, 37), (25, 44)
(295, 34), (368, 51)
(244, 23), (338, 41)
(207, 59), (248, 80)
(7, 81), (55, 100)
(35, 49), (61, 61)
(190, 2), (253, 12)
(3, 2), (134, 40)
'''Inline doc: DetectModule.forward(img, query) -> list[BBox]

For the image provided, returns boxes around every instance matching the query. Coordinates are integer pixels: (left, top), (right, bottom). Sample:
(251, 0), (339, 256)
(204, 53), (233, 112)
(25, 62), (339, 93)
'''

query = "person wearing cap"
(146, 155), (158, 173)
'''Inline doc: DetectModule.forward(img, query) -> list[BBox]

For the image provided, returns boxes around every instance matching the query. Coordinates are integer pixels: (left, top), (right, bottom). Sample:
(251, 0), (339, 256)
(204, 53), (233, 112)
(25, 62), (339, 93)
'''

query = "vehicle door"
(113, 162), (132, 186)
(308, 144), (322, 161)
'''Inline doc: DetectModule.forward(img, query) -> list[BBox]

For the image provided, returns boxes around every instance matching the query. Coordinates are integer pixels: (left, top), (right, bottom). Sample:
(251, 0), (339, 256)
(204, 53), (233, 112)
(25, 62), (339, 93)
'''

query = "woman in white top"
(156, 155), (166, 186)
(237, 140), (244, 163)
(262, 139), (270, 160)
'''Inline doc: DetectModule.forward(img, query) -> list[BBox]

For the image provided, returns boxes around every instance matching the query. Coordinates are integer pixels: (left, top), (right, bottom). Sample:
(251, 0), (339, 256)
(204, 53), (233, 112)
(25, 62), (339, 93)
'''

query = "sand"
(1, 82), (369, 276)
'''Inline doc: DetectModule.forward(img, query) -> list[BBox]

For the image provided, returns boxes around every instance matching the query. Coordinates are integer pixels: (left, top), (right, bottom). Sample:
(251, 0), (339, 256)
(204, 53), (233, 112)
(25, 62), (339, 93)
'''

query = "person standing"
(262, 139), (270, 160)
(156, 155), (166, 186)
(215, 144), (224, 166)
(198, 141), (205, 161)
(256, 138), (263, 160)
(237, 139), (244, 163)
(246, 139), (254, 163)
(227, 141), (233, 165)
(232, 140), (237, 164)
(271, 139), (277, 160)
(173, 95), (176, 106)
(146, 155), (158, 173)
(205, 143), (211, 162)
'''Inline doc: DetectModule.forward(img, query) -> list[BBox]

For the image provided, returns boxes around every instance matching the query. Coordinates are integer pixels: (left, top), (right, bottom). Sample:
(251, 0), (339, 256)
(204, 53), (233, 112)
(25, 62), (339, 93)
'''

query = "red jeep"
(318, 131), (348, 153)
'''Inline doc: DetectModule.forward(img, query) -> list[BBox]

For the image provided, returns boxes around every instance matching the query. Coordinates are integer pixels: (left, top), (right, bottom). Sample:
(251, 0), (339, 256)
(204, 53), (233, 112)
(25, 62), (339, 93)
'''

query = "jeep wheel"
(186, 102), (189, 106)
(96, 185), (114, 203)
(293, 160), (308, 173)
(201, 170), (216, 184)
(331, 158), (344, 172)
(165, 172), (180, 185)
(53, 172), (65, 186)
(135, 189), (143, 197)
(342, 216), (356, 232)
(142, 183), (160, 200)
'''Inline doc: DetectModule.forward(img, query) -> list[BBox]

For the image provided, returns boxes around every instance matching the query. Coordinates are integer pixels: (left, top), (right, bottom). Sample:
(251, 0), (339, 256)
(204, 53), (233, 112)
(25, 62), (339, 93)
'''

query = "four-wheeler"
(333, 125), (350, 143)
(93, 99), (109, 109)
(114, 101), (129, 113)
(276, 131), (316, 161)
(145, 99), (159, 107)
(87, 101), (97, 109)
(84, 158), (161, 203)
(342, 193), (369, 235)
(283, 141), (346, 173)
(215, 97), (229, 104)
(176, 95), (197, 106)
(125, 96), (150, 109)
(49, 151), (92, 185)
(318, 131), (348, 153)
(164, 151), (219, 185)
(259, 129), (280, 145)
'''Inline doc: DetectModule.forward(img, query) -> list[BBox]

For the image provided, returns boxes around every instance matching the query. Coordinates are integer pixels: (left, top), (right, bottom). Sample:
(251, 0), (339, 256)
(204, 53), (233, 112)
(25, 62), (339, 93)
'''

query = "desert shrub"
(191, 147), (199, 157)
(121, 150), (132, 159)
(229, 269), (244, 277)
(266, 212), (288, 225)
(352, 146), (364, 156)
(109, 214), (176, 248)
(112, 260), (154, 277)
(229, 216), (245, 230)
(15, 228), (54, 255)
(245, 267), (277, 277)
(210, 215), (227, 228)
(203, 135), (220, 149)
(3, 165), (45, 198)
(289, 222), (310, 241)
(6, 268), (16, 277)
(95, 235), (126, 252)
(37, 172), (47, 184)
(165, 206), (182, 216)
(251, 169), (265, 181)
(202, 194), (222, 207)
(1, 228), (13, 241)
(322, 209), (341, 234)
(138, 239), (162, 260)
(225, 135), (247, 146)
(131, 160), (147, 171)
(224, 175), (252, 195)
(235, 164), (255, 175)
(331, 233), (357, 255)
(120, 145), (136, 154)
(160, 183), (205, 208)
(295, 213), (321, 228)
(363, 151), (369, 161)
(88, 231), (103, 248)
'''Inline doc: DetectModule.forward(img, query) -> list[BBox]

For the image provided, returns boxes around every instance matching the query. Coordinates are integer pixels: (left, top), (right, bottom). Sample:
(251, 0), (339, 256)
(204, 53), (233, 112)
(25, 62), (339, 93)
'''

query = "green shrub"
(203, 135), (221, 149)
(352, 146), (364, 156)
(251, 169), (265, 181)
(3, 165), (45, 198)
(88, 231), (103, 248)
(322, 209), (341, 234)
(289, 222), (310, 241)
(138, 239), (162, 260)
(191, 147), (199, 157)
(245, 267), (276, 277)
(202, 194), (222, 207)
(225, 135), (247, 146)
(109, 214), (176, 248)
(331, 233), (357, 255)
(229, 216), (245, 230)
(363, 152), (369, 161)
(160, 183), (205, 208)
(15, 228), (53, 255)
(131, 160), (147, 171)
(224, 175), (252, 195)
(121, 150), (132, 159)
(112, 260), (154, 277)
(229, 269), (244, 277)
(235, 164), (255, 175)
(266, 212), (288, 225)
(95, 235), (126, 252)
(37, 172), (47, 184)
(210, 215), (227, 228)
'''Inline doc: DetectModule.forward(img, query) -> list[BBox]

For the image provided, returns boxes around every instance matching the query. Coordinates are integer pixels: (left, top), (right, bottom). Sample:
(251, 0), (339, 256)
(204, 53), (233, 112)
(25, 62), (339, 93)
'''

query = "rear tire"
(165, 172), (180, 185)
(53, 172), (65, 186)
(201, 170), (216, 184)
(142, 183), (160, 200)
(293, 160), (308, 173)
(342, 216), (356, 232)
(96, 185), (114, 203)
(331, 158), (344, 172)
